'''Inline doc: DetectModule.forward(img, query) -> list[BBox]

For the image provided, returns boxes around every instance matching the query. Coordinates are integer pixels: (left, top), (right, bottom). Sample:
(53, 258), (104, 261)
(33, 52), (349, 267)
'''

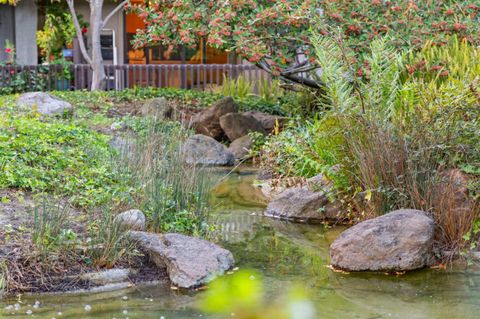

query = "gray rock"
(80, 269), (131, 285)
(110, 121), (127, 131)
(330, 209), (435, 272)
(228, 135), (253, 160)
(242, 111), (286, 133)
(307, 173), (334, 192)
(129, 231), (234, 288)
(141, 97), (173, 119)
(265, 186), (344, 223)
(17, 92), (73, 116)
(182, 134), (234, 166)
(219, 113), (267, 142)
(115, 209), (146, 231)
(191, 97), (237, 139)
(109, 135), (136, 161)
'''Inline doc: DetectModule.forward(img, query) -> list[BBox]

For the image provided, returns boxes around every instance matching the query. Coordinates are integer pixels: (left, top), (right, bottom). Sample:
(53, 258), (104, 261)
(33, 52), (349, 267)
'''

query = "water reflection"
(2, 168), (480, 319)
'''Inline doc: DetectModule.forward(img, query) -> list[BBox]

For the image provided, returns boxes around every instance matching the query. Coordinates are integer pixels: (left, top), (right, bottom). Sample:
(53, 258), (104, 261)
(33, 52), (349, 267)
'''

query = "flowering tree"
(316, 0), (479, 76)
(132, 0), (479, 86)
(130, 0), (321, 88)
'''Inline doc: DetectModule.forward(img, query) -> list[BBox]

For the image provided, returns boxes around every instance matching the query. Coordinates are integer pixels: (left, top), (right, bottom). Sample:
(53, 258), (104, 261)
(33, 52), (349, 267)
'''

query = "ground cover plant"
(0, 112), (130, 208)
(2, 86), (280, 294)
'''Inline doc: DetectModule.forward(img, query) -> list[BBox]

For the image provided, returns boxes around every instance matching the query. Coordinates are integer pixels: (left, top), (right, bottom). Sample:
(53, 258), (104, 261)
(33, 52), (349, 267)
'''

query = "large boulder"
(141, 97), (173, 119)
(242, 111), (286, 133)
(129, 231), (235, 288)
(219, 112), (267, 141)
(264, 182), (344, 223)
(227, 135), (253, 160)
(17, 92), (72, 116)
(191, 97), (237, 139)
(182, 134), (235, 166)
(330, 209), (435, 272)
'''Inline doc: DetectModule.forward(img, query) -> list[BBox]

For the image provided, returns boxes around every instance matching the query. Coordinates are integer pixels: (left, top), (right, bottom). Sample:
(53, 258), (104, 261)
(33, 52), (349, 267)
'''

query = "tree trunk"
(90, 0), (106, 90)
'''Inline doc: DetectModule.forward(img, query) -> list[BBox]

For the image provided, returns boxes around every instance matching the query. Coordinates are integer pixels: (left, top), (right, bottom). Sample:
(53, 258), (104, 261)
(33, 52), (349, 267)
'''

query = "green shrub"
(261, 34), (479, 250)
(53, 86), (290, 116)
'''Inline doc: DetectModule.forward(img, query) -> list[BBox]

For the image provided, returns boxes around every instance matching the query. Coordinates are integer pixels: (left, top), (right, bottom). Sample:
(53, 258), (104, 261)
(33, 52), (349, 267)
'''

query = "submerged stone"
(80, 269), (131, 285)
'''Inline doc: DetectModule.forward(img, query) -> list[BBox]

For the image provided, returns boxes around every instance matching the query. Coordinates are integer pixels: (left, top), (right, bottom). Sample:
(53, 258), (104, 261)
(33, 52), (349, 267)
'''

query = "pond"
(2, 169), (480, 318)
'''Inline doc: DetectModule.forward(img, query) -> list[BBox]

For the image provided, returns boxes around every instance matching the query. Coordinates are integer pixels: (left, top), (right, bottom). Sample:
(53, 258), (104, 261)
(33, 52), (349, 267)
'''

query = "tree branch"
(102, 0), (129, 29)
(66, 0), (93, 65)
(256, 59), (324, 90)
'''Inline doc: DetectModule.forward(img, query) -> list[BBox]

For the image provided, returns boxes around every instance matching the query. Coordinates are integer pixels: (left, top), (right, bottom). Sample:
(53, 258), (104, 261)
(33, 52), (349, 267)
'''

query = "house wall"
(0, 4), (15, 62)
(76, 1), (125, 64)
(14, 0), (38, 65)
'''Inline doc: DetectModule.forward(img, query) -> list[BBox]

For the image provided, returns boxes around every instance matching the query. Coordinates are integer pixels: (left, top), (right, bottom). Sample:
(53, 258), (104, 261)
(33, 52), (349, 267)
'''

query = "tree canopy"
(129, 0), (318, 87)
(131, 0), (479, 86)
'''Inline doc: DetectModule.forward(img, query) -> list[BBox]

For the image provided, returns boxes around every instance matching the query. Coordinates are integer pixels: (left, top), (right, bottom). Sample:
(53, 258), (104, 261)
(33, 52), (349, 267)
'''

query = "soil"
(0, 189), (169, 296)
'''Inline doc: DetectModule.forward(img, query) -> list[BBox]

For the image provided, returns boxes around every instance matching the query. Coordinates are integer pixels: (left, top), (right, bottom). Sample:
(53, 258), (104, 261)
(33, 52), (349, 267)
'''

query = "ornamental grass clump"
(124, 117), (213, 236)
(311, 31), (479, 251)
(260, 31), (480, 252)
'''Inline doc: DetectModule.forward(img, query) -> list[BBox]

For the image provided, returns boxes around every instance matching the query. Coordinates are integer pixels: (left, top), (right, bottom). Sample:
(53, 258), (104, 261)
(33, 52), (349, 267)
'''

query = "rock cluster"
(188, 97), (285, 163)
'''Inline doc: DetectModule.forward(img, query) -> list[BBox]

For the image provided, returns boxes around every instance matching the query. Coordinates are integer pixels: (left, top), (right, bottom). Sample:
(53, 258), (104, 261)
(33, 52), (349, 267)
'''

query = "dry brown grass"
(346, 119), (479, 253)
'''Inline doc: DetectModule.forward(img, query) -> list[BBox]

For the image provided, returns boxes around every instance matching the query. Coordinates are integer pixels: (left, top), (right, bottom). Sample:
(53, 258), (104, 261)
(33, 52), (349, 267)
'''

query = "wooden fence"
(0, 64), (269, 94)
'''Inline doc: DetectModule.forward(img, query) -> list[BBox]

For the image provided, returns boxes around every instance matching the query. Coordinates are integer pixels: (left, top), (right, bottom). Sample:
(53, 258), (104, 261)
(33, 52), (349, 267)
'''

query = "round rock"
(115, 209), (146, 231)
(330, 209), (435, 272)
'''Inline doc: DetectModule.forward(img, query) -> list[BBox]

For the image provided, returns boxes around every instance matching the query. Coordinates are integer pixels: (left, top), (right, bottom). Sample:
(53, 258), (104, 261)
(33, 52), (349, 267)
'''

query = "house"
(0, 0), (244, 89)
(0, 0), (38, 65)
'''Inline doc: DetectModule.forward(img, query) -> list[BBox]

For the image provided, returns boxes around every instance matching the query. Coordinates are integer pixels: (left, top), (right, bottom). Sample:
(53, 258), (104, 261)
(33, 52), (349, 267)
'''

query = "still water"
(2, 169), (480, 318)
